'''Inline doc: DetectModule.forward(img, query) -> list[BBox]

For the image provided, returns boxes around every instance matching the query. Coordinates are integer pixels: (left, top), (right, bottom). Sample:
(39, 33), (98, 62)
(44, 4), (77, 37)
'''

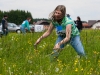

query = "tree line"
(0, 10), (49, 25)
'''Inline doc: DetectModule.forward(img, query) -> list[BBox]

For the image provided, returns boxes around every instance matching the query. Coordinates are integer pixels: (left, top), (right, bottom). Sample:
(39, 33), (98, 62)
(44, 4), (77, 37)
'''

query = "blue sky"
(0, 0), (100, 21)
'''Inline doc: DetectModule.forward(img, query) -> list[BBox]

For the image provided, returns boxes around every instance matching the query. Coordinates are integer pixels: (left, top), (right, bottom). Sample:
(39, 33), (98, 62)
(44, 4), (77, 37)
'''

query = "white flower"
(28, 60), (32, 64)
(67, 44), (69, 47)
(0, 48), (3, 50)
(11, 36), (14, 40)
(29, 70), (32, 74)
(55, 67), (59, 72)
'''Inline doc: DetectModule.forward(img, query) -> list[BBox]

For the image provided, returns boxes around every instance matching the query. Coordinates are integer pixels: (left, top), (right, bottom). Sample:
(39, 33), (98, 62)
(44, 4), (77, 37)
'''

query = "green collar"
(52, 16), (66, 25)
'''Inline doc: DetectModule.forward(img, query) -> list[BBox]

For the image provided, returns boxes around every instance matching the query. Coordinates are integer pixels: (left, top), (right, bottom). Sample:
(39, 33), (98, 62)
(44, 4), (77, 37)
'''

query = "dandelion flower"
(75, 68), (78, 72)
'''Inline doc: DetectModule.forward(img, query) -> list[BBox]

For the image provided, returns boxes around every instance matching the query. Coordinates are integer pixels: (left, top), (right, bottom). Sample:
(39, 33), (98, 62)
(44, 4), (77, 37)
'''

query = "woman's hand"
(34, 38), (41, 49)
(34, 38), (41, 46)
(53, 43), (60, 50)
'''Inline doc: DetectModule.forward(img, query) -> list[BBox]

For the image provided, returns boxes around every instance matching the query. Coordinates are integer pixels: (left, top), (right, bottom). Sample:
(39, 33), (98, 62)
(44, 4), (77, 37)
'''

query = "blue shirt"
(21, 20), (30, 31)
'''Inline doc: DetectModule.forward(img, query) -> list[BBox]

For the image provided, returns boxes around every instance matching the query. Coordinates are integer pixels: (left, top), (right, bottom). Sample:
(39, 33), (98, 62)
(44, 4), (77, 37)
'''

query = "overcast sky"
(0, 0), (100, 21)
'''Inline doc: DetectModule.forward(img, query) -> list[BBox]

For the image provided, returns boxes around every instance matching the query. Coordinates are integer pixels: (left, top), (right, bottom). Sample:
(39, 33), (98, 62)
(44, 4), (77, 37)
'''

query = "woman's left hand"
(53, 43), (60, 50)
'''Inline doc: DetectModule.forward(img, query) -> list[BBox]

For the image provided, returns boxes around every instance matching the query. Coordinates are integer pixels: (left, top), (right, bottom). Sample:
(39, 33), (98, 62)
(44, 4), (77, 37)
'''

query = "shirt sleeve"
(66, 20), (75, 25)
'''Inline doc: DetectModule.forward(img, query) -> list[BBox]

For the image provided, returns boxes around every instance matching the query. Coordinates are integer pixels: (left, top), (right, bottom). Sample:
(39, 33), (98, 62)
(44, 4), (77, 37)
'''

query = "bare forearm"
(39, 31), (50, 40)
(39, 25), (54, 40)
(34, 31), (50, 45)
(58, 24), (71, 46)
(58, 37), (70, 45)
(34, 23), (54, 46)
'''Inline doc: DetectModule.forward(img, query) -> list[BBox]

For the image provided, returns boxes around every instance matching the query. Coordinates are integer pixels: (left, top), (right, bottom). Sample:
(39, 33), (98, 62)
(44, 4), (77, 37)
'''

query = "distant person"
(34, 5), (86, 61)
(66, 14), (72, 20)
(76, 16), (83, 32)
(20, 17), (32, 34)
(1, 14), (8, 36)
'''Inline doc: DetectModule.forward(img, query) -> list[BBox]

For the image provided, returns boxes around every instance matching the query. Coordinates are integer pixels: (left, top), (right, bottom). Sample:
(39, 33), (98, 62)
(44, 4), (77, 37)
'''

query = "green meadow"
(0, 29), (100, 75)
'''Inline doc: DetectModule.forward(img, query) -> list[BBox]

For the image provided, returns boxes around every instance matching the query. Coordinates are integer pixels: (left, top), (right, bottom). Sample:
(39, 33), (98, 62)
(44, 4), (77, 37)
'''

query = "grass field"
(0, 29), (100, 75)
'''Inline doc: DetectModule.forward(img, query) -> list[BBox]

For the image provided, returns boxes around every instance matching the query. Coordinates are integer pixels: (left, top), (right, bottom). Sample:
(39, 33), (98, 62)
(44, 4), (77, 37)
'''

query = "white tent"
(34, 25), (44, 32)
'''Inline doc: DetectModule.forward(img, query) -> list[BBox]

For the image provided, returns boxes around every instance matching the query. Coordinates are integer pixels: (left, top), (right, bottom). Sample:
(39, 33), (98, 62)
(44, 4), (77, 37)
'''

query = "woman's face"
(28, 19), (31, 22)
(54, 10), (62, 20)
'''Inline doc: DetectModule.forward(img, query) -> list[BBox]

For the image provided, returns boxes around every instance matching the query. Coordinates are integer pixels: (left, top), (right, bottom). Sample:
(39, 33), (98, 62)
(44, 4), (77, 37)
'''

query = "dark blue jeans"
(2, 28), (8, 36)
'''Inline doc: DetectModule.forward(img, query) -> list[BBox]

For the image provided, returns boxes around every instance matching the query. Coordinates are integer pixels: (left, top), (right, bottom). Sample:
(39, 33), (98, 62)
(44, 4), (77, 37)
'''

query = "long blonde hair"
(49, 5), (66, 21)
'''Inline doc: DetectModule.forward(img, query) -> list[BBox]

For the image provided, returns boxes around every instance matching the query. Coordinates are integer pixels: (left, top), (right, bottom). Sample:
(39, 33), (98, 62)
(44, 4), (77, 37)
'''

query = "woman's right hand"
(34, 38), (41, 49)
(34, 38), (41, 46)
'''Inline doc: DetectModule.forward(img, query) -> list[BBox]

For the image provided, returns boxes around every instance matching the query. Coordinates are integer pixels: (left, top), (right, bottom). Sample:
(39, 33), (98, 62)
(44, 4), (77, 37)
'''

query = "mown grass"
(0, 29), (100, 75)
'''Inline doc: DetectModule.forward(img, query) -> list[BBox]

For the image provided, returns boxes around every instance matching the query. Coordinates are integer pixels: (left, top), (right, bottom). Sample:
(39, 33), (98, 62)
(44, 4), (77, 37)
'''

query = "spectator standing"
(66, 14), (72, 20)
(1, 14), (8, 36)
(76, 16), (83, 32)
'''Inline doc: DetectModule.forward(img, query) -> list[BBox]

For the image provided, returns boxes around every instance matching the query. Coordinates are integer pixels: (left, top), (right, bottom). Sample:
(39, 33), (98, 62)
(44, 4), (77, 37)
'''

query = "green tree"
(0, 10), (33, 25)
